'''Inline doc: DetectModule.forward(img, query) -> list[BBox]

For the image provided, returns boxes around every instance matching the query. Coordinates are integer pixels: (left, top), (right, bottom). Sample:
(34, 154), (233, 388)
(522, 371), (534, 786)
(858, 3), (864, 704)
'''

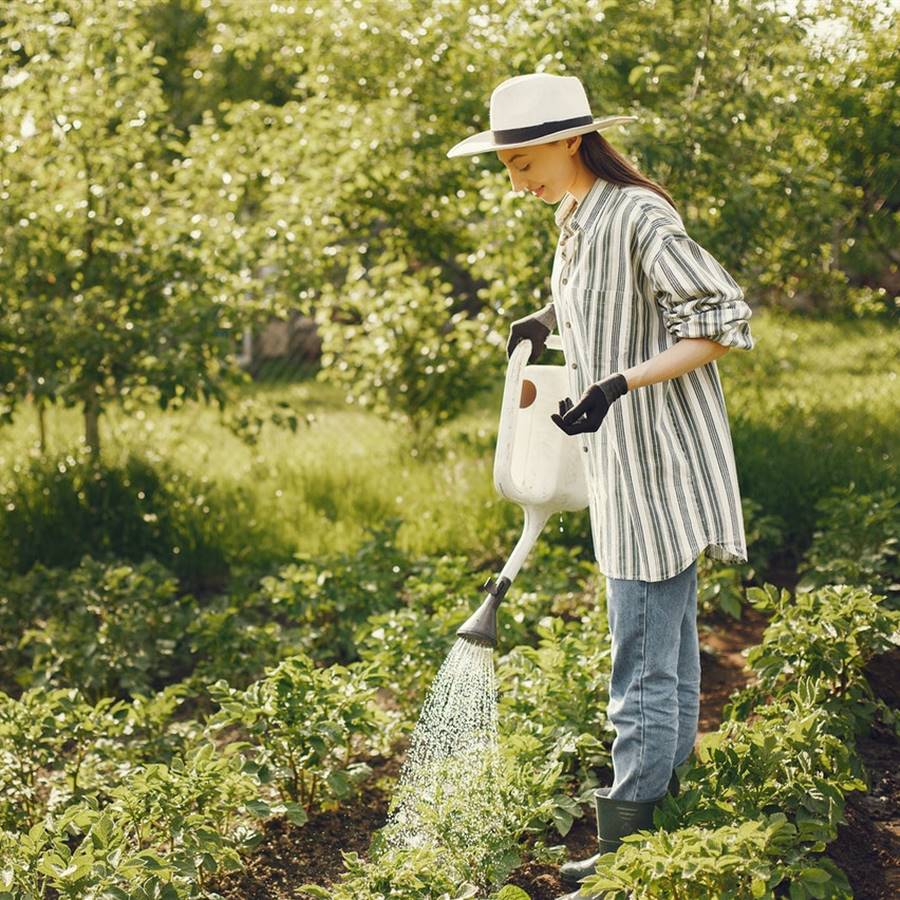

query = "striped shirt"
(545, 176), (755, 582)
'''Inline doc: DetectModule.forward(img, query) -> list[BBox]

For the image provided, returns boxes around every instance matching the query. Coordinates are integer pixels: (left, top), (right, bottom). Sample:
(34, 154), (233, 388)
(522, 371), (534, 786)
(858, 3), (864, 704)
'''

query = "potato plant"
(0, 687), (130, 830)
(0, 748), (256, 899)
(497, 609), (613, 807)
(253, 517), (410, 664)
(796, 483), (898, 605)
(0, 556), (196, 701)
(669, 679), (867, 845)
(208, 653), (387, 819)
(579, 574), (899, 899)
(580, 812), (852, 900)
(724, 582), (900, 730)
(300, 731), (568, 898)
(696, 496), (787, 620)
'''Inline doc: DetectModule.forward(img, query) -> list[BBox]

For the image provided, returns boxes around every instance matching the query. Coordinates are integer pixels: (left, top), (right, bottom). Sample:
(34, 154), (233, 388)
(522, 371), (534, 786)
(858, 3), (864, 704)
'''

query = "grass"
(0, 307), (895, 573)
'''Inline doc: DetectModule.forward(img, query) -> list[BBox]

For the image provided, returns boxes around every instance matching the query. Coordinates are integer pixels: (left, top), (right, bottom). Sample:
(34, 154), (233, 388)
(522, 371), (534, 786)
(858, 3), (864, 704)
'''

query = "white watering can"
(457, 333), (591, 647)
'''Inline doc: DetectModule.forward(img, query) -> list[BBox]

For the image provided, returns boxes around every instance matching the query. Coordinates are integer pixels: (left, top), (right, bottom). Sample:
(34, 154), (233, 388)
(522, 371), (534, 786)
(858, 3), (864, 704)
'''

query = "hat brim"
(446, 115), (638, 159)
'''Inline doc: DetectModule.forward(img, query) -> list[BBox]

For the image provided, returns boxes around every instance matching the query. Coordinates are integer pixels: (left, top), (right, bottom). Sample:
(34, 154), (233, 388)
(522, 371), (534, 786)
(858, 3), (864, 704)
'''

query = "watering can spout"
(456, 505), (551, 650)
(457, 576), (512, 648)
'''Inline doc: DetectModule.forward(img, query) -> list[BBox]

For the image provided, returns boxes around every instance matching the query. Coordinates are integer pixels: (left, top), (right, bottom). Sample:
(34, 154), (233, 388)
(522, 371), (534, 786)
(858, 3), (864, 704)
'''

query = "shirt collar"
(554, 176), (610, 232)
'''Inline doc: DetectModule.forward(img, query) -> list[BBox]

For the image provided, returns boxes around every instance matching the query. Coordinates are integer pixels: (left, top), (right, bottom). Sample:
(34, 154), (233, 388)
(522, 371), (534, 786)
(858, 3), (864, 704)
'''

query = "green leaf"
(245, 799), (271, 818)
(283, 801), (309, 826)
(720, 593), (743, 619)
(799, 867), (831, 884)
(746, 586), (772, 608)
(296, 885), (332, 899)
(494, 888), (531, 900)
(326, 770), (351, 798)
(552, 806), (574, 836)
(452, 885), (479, 899)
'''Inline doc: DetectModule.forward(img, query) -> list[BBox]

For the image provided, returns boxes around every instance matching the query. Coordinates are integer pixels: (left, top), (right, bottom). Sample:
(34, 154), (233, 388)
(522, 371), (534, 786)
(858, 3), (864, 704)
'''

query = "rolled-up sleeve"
(646, 234), (755, 351)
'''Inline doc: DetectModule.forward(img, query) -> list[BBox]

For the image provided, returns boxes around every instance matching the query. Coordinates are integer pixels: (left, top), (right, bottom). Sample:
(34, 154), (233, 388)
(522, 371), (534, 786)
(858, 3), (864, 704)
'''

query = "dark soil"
(207, 752), (403, 899)
(825, 647), (900, 900)
(695, 604), (770, 735)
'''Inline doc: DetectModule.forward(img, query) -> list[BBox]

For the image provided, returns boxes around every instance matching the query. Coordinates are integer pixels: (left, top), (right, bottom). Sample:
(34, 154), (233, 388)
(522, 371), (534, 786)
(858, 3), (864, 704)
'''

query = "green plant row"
(578, 582), (900, 900)
(295, 580), (898, 900)
(0, 648), (397, 897)
(0, 486), (895, 896)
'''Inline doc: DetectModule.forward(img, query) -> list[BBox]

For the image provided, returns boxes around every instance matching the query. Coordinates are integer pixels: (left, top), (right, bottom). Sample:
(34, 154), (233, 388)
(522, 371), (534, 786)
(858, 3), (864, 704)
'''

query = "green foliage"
(577, 568), (894, 897)
(0, 682), (211, 836)
(102, 740), (260, 870)
(0, 448), (276, 590)
(117, 681), (204, 767)
(0, 743), (258, 899)
(579, 673), (866, 898)
(0, 686), (128, 831)
(0, 555), (195, 701)
(4, 0), (894, 465)
(728, 312), (899, 555)
(675, 682), (866, 842)
(314, 253), (499, 450)
(355, 542), (602, 721)
(297, 844), (478, 900)
(208, 653), (386, 815)
(355, 554), (477, 720)
(185, 592), (287, 689)
(0, 804), (191, 900)
(697, 496), (787, 620)
(300, 731), (566, 898)
(490, 888), (531, 900)
(254, 516), (410, 663)
(796, 482), (899, 606)
(580, 812), (852, 900)
(497, 611), (613, 802)
(0, 0), (253, 458)
(724, 582), (900, 727)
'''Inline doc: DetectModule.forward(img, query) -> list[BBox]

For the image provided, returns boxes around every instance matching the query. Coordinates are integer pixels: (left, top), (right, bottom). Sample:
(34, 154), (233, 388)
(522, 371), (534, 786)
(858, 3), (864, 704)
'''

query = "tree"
(0, 0), (251, 459)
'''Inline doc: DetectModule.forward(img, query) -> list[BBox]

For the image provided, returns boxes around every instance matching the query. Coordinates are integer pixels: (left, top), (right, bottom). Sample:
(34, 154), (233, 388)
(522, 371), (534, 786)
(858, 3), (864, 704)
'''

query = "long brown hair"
(564, 130), (677, 213)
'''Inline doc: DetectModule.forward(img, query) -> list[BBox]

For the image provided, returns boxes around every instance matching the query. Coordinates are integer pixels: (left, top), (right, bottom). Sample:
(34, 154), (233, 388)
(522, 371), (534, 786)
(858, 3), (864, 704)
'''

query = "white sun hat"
(447, 72), (637, 159)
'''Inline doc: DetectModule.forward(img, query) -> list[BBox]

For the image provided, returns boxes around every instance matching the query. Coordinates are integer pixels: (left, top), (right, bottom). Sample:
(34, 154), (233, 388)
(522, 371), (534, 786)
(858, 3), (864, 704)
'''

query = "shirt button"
(562, 277), (568, 285)
(571, 362), (578, 369)
(582, 446), (589, 453)
(565, 321), (572, 328)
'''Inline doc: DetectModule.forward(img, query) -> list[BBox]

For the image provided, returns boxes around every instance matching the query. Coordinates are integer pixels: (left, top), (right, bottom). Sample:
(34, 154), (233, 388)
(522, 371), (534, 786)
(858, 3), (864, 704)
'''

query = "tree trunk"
(83, 387), (101, 459)
(37, 398), (46, 454)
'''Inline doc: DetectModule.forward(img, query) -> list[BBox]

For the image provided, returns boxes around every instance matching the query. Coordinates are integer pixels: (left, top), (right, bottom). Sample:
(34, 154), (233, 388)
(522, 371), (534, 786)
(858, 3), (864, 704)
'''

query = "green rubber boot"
(558, 768), (679, 888)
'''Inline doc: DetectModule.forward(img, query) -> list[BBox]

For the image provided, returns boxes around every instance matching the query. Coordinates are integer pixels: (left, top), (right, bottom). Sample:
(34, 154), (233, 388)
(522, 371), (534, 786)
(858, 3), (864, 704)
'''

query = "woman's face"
(496, 137), (578, 204)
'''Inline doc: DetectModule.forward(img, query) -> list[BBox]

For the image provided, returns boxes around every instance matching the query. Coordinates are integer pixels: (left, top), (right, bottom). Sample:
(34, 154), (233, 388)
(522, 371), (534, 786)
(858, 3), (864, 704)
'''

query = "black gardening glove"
(507, 305), (555, 365)
(551, 373), (629, 435)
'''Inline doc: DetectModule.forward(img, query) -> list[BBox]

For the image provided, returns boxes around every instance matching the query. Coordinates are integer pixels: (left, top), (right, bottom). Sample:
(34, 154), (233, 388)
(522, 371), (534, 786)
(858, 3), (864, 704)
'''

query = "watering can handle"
(545, 333), (564, 352)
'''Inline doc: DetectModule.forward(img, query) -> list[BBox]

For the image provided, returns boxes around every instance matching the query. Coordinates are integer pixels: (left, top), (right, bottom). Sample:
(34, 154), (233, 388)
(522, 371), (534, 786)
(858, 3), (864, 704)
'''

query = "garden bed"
(208, 603), (775, 899)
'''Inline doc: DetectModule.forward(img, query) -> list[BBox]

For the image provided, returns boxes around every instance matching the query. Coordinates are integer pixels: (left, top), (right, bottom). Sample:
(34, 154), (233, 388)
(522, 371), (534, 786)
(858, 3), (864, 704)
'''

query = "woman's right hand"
(507, 310), (553, 364)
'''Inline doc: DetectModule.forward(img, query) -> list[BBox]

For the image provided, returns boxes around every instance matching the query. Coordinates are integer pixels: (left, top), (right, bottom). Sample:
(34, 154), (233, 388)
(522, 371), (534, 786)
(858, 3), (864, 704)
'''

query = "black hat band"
(492, 115), (594, 145)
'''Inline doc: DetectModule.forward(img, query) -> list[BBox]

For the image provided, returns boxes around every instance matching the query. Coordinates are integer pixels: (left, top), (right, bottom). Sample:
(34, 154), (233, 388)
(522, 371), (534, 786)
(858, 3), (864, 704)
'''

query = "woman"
(448, 73), (755, 896)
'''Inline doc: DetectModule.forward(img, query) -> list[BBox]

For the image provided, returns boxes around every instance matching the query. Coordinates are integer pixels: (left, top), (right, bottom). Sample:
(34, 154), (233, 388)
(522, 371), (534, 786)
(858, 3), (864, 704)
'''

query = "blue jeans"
(605, 556), (700, 802)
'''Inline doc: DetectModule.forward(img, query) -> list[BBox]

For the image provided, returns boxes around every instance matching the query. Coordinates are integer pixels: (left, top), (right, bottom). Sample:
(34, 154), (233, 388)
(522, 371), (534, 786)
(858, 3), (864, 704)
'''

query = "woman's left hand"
(551, 373), (629, 435)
